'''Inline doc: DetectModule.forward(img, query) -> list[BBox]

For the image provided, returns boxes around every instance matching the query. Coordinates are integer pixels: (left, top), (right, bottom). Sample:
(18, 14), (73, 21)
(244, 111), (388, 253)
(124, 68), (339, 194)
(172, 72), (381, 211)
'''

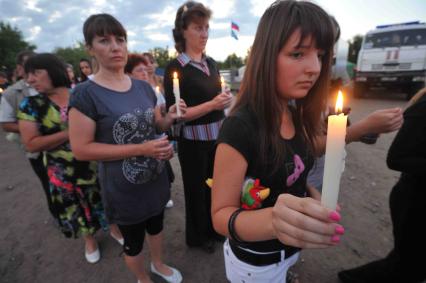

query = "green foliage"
(217, 53), (244, 70)
(348, 35), (363, 64)
(54, 42), (89, 76)
(148, 47), (174, 69)
(0, 22), (36, 71)
(223, 53), (244, 69)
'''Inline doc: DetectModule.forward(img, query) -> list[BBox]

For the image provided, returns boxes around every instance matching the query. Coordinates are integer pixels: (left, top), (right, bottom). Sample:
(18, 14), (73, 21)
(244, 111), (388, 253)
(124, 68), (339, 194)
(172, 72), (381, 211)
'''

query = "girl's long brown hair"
(231, 0), (335, 173)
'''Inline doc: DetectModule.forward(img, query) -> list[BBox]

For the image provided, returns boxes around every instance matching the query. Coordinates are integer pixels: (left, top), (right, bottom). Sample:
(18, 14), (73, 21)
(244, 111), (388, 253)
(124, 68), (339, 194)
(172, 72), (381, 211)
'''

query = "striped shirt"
(182, 120), (223, 141)
(177, 53), (211, 76)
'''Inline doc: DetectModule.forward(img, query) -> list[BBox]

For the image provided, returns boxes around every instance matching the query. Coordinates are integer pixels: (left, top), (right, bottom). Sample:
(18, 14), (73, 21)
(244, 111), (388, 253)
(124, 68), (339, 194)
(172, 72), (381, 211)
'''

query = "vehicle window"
(364, 29), (426, 48)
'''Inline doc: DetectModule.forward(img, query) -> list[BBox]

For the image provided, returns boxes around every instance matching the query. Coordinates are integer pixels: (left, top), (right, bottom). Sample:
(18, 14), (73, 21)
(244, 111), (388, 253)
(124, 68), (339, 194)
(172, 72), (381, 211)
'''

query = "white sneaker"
(150, 263), (182, 283)
(165, 199), (174, 208)
(85, 247), (100, 264)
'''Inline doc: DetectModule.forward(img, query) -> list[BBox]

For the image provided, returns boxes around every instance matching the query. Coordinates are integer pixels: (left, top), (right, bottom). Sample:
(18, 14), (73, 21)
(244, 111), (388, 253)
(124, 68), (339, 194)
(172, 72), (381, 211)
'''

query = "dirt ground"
(0, 90), (407, 283)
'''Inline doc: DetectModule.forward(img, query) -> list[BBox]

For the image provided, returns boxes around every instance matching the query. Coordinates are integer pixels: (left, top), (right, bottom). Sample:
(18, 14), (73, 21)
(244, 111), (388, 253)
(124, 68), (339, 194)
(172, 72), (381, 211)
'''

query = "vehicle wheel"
(354, 82), (366, 98)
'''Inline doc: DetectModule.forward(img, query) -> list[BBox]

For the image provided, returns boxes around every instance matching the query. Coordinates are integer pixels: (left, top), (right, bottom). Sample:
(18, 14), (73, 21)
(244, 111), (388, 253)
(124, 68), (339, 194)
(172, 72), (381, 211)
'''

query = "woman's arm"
(69, 108), (173, 161)
(211, 143), (341, 249)
(164, 62), (233, 123)
(2, 122), (20, 133)
(387, 105), (426, 174)
(18, 120), (68, 152)
(182, 92), (233, 122)
(345, 108), (403, 143)
(314, 108), (403, 156)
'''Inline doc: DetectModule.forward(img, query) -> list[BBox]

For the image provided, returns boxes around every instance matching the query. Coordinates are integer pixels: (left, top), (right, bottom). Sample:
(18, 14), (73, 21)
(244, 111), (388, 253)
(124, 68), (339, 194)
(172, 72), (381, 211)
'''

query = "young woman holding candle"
(338, 87), (426, 283)
(164, 0), (233, 253)
(68, 14), (185, 283)
(211, 1), (344, 282)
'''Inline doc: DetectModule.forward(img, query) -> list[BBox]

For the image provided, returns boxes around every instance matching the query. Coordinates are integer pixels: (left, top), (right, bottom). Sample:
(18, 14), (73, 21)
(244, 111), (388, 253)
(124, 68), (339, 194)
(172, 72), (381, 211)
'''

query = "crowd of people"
(0, 1), (424, 283)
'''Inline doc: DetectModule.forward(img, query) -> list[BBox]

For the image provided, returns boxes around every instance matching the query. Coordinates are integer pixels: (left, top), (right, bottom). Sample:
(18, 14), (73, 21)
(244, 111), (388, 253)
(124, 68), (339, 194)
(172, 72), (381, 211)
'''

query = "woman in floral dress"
(17, 53), (108, 263)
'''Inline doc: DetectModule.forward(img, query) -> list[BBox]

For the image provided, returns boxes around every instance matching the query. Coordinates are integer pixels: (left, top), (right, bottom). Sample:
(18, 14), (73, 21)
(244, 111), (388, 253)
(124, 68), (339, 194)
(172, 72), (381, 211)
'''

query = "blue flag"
(231, 30), (238, 40)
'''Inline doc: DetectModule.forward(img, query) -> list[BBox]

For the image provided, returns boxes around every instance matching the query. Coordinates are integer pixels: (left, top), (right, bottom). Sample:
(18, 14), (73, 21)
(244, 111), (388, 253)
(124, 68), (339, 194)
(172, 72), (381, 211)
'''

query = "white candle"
(321, 90), (348, 210)
(172, 72), (181, 117)
(155, 86), (161, 97)
(220, 76), (226, 93)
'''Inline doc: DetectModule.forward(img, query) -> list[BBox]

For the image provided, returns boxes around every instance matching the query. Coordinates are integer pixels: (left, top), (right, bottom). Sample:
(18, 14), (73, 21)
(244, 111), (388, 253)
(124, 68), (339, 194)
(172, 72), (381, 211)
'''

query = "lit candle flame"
(173, 72), (178, 79)
(155, 86), (160, 92)
(0, 87), (3, 93)
(335, 90), (344, 114)
(220, 76), (225, 85)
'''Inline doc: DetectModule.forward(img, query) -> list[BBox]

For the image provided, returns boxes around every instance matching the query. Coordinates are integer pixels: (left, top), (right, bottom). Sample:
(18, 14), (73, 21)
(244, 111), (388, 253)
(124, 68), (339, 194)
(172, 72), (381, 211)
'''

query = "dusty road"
(0, 91), (407, 283)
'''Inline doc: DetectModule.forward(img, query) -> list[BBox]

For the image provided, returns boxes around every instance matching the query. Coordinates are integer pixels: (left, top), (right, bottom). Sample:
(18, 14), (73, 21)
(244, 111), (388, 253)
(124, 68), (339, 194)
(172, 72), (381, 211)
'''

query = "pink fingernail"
(331, 235), (340, 243)
(329, 211), (341, 221)
(335, 226), (345, 235)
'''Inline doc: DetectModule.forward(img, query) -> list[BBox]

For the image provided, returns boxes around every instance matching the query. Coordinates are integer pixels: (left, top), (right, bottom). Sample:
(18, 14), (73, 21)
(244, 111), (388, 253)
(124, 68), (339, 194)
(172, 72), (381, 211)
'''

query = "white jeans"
(223, 239), (299, 283)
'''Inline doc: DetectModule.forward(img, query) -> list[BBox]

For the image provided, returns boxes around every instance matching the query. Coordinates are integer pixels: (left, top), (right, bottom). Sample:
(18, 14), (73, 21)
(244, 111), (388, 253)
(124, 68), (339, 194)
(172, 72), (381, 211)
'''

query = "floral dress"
(17, 93), (107, 238)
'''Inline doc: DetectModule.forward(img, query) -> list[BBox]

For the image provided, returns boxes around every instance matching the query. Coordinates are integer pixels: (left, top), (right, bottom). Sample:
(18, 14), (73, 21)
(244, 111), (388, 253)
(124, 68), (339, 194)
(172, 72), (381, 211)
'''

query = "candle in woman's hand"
(220, 76), (226, 93)
(172, 72), (181, 117)
(321, 90), (348, 210)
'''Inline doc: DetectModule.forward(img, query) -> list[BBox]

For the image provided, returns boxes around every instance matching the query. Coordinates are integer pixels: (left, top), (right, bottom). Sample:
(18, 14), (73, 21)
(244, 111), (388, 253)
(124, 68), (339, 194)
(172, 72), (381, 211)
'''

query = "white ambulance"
(354, 21), (426, 100)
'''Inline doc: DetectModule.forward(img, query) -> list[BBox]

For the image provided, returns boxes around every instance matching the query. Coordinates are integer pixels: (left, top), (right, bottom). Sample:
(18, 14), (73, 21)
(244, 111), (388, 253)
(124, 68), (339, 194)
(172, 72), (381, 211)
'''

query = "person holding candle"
(211, 1), (344, 282)
(68, 14), (185, 283)
(338, 87), (426, 283)
(125, 53), (176, 209)
(164, 1), (233, 253)
(307, 16), (404, 194)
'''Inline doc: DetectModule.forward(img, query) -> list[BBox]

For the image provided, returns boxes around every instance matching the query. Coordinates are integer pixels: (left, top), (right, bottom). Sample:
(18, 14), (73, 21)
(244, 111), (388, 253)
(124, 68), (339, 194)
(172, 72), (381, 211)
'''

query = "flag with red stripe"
(231, 21), (240, 40)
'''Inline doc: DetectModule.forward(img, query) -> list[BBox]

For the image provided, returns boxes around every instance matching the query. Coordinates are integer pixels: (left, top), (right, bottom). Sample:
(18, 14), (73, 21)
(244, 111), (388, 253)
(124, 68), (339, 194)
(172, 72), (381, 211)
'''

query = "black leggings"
(117, 211), (164, 256)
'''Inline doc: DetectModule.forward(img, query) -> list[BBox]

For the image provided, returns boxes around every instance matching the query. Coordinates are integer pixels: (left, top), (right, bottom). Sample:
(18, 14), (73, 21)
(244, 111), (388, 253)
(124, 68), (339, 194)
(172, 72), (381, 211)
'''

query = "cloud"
(249, 0), (271, 17)
(1, 0), (265, 59)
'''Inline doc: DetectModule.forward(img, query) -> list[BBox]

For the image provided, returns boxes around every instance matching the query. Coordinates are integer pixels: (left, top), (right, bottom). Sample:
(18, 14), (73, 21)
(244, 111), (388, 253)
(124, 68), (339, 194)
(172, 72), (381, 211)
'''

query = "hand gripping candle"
(220, 75), (226, 93)
(321, 90), (348, 210)
(172, 72), (181, 117)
